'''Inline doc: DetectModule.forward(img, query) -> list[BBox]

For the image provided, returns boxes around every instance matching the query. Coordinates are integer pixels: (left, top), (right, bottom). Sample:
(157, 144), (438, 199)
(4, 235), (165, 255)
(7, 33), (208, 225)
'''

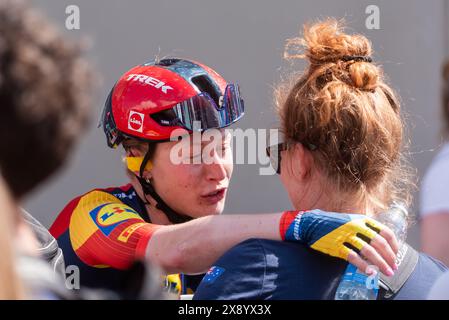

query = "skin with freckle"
(143, 132), (233, 219)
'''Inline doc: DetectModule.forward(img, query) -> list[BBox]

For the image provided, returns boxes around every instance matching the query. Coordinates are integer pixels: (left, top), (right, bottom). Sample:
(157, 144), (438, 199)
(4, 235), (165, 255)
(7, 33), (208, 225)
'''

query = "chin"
(190, 203), (225, 218)
(211, 200), (226, 215)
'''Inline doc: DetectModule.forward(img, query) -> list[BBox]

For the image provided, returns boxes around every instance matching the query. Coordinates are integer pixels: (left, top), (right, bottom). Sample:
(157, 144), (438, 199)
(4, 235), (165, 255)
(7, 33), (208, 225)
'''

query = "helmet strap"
(137, 143), (192, 224)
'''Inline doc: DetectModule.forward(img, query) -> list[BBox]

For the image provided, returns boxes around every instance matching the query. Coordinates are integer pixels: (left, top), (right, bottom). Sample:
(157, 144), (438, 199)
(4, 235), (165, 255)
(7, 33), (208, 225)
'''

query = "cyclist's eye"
(187, 142), (203, 159)
(190, 152), (202, 160)
(216, 140), (229, 153)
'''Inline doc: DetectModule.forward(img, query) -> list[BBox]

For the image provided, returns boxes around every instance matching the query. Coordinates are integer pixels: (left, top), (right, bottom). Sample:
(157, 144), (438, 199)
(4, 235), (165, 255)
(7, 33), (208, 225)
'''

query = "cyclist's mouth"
(201, 188), (226, 204)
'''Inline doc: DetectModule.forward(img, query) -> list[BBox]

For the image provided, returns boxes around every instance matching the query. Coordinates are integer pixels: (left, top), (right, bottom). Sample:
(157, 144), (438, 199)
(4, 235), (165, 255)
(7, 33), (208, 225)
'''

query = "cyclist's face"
(149, 130), (233, 218)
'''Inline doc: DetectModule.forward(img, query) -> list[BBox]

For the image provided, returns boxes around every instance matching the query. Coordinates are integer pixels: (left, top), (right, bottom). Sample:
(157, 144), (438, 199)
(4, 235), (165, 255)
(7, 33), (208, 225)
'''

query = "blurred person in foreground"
(0, 174), (24, 299)
(0, 0), (166, 299)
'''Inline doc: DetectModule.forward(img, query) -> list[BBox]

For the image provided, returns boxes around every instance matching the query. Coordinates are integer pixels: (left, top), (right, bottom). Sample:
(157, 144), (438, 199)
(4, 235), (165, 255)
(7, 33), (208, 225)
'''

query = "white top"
(420, 143), (449, 218)
(428, 270), (449, 300)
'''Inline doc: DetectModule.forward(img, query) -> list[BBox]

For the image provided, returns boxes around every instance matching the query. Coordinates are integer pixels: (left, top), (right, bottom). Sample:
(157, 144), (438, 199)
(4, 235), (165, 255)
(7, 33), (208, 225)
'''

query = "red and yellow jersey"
(49, 184), (203, 295)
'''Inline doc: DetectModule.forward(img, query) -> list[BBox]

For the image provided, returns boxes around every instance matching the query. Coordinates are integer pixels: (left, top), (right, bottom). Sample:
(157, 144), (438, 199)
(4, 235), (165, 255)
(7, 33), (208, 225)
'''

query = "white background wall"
(25, 0), (449, 249)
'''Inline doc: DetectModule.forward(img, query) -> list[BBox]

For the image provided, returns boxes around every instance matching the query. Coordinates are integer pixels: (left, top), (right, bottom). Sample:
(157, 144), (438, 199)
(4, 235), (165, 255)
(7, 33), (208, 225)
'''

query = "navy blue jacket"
(194, 239), (447, 300)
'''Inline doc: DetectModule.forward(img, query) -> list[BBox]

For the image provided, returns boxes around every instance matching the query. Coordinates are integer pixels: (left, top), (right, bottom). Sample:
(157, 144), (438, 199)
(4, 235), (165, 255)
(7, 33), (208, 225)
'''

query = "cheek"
(279, 170), (297, 207)
(279, 170), (289, 191)
(155, 163), (206, 206)
(224, 153), (233, 178)
(279, 154), (291, 189)
(156, 163), (199, 189)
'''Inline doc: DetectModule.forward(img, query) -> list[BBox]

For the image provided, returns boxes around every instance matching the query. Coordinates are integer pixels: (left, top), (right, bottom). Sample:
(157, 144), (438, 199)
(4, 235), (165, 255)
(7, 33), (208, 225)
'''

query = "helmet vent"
(150, 109), (178, 126)
(191, 75), (220, 106)
(155, 58), (181, 66)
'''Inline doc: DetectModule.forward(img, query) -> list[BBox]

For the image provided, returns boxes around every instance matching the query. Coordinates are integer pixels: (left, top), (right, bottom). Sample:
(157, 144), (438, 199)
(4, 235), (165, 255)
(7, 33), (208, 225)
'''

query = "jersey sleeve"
(66, 190), (160, 270)
(193, 239), (266, 300)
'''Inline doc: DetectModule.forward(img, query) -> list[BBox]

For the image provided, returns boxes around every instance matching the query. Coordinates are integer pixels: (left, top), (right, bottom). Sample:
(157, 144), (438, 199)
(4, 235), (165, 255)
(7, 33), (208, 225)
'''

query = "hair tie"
(341, 55), (373, 63)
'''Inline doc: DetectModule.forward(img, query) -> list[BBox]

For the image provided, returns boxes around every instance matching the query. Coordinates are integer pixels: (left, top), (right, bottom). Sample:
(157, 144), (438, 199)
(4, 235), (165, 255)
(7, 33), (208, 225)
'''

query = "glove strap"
(280, 210), (305, 241)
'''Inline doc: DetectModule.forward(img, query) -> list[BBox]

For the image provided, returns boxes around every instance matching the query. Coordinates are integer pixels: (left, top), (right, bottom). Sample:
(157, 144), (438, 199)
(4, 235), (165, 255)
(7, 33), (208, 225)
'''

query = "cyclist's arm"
(148, 213), (281, 274)
(148, 211), (398, 276)
(61, 192), (397, 276)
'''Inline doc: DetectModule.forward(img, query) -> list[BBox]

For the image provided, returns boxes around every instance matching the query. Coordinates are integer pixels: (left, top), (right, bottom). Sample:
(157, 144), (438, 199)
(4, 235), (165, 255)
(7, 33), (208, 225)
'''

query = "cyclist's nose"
(204, 152), (229, 182)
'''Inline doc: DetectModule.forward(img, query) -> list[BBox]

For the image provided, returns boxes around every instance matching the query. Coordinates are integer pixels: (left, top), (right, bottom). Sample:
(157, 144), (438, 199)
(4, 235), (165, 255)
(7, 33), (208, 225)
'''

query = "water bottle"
(334, 202), (408, 300)
(376, 201), (408, 245)
(334, 263), (379, 300)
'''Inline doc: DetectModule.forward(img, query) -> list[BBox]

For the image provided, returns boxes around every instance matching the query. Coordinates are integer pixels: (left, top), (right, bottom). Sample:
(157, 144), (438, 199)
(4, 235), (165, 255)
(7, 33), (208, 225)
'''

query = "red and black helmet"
(100, 58), (245, 148)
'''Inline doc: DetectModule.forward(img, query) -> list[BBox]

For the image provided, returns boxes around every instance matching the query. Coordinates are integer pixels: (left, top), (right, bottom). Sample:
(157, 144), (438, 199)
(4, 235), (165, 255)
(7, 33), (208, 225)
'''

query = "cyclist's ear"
(126, 146), (144, 157)
(123, 139), (149, 157)
(288, 143), (312, 181)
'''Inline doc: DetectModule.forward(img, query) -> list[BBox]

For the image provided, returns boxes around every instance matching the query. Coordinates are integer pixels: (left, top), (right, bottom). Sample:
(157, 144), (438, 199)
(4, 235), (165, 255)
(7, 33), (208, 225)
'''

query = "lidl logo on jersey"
(89, 203), (140, 236)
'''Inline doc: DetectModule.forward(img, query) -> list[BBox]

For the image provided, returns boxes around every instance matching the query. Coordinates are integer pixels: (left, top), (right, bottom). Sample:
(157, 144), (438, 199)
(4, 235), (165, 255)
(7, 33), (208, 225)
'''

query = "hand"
(280, 210), (399, 276)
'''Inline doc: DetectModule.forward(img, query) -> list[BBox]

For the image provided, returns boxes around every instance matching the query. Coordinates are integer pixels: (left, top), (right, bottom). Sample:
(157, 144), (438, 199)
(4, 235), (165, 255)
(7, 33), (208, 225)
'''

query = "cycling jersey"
(49, 184), (203, 295)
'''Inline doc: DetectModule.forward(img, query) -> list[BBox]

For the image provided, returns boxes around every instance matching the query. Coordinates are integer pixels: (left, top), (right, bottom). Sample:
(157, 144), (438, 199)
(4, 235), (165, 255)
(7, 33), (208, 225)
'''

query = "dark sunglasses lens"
(267, 145), (281, 174)
(223, 84), (245, 122)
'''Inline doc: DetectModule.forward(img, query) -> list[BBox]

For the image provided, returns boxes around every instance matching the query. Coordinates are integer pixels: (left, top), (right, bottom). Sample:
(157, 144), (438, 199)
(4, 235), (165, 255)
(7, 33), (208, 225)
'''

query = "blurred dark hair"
(0, 0), (94, 199)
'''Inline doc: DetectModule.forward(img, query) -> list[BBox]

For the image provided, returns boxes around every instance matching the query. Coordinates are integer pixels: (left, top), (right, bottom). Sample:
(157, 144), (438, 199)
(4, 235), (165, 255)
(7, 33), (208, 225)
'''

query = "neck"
(144, 203), (172, 225)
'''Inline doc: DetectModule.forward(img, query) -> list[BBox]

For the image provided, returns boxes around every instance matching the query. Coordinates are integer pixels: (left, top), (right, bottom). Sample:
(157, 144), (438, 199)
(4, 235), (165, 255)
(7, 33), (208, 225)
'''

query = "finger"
(345, 236), (391, 275)
(366, 219), (399, 254)
(347, 251), (370, 274)
(338, 245), (352, 261)
(350, 218), (378, 244)
(379, 227), (400, 254)
(364, 218), (383, 233)
(358, 240), (394, 277)
(369, 234), (398, 270)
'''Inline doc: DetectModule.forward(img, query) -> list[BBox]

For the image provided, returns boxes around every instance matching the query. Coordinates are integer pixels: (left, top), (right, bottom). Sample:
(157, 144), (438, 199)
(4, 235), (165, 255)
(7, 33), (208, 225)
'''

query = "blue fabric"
(193, 239), (447, 300)
(283, 210), (360, 245)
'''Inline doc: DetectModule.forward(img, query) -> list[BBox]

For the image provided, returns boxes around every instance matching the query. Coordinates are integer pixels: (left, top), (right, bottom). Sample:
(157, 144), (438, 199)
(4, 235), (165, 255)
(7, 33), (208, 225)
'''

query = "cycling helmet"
(100, 58), (245, 223)
(101, 58), (244, 147)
